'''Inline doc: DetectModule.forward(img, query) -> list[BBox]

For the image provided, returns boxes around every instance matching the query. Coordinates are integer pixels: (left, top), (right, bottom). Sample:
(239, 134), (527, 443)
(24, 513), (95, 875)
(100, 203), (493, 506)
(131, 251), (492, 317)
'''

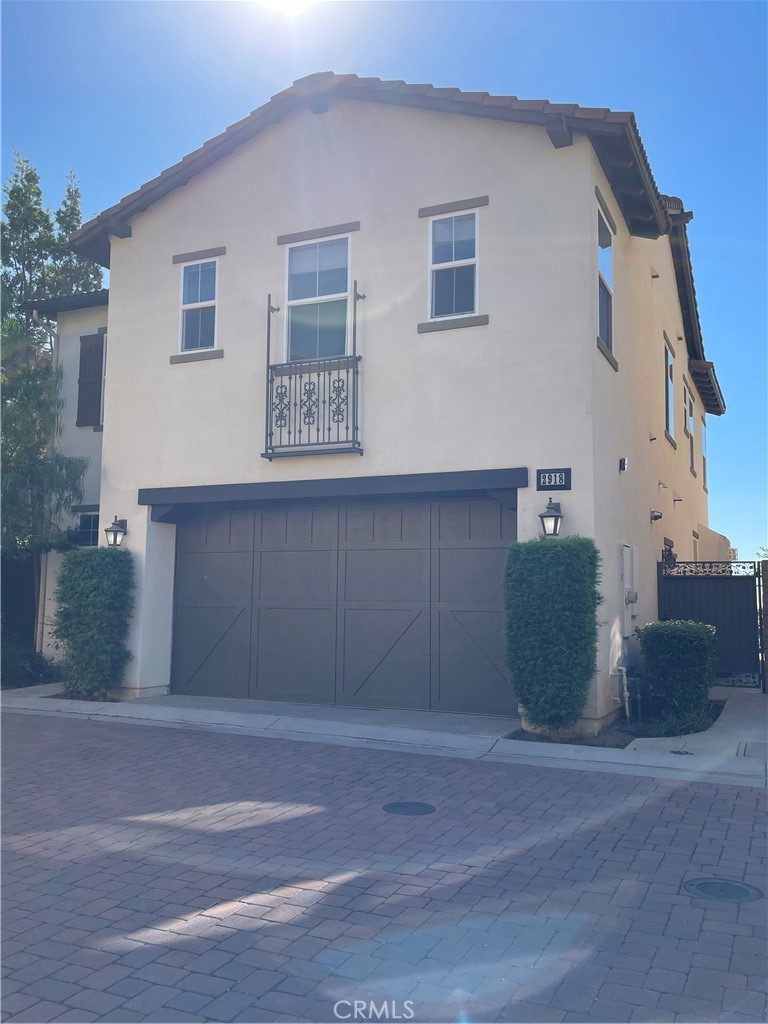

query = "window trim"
(283, 231), (351, 363)
(683, 379), (695, 473)
(664, 336), (675, 441)
(701, 415), (708, 489)
(427, 210), (479, 322)
(597, 208), (614, 353)
(179, 257), (219, 353)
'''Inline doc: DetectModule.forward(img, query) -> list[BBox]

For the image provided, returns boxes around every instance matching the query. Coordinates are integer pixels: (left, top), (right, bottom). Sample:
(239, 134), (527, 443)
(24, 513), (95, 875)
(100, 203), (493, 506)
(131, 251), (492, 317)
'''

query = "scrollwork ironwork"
(272, 384), (289, 429)
(301, 381), (318, 426)
(330, 378), (347, 423)
(662, 561), (757, 577)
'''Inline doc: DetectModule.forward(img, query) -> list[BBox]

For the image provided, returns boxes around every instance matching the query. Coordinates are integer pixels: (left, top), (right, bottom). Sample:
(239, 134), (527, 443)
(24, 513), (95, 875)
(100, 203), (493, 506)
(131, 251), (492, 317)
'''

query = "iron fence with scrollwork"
(661, 561), (758, 577)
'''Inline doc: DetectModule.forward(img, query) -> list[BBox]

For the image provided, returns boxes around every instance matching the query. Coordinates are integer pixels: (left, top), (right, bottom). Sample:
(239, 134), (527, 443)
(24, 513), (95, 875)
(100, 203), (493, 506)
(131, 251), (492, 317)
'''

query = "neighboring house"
(33, 73), (731, 732)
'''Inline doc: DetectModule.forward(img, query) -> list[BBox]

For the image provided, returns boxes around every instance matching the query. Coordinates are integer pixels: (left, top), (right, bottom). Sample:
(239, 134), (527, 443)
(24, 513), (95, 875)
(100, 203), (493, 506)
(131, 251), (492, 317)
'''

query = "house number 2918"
(536, 468), (572, 491)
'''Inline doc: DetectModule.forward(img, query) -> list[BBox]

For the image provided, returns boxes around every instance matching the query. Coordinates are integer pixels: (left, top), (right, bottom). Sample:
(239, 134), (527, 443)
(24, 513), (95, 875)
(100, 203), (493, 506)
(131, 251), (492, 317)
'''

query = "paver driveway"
(2, 713), (766, 1024)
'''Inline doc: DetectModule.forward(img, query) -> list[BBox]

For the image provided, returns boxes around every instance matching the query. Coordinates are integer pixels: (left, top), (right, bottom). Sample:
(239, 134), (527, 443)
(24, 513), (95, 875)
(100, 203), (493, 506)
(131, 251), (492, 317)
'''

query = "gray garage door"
(172, 498), (516, 715)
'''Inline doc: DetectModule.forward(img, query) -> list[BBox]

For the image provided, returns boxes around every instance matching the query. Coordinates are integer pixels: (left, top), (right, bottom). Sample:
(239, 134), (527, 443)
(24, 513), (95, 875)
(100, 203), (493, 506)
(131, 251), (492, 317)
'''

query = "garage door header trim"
(141, 467), (528, 521)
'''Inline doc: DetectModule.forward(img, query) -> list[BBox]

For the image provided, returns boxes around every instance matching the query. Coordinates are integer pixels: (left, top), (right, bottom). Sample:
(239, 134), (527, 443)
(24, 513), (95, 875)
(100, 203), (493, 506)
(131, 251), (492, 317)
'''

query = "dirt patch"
(506, 726), (634, 749)
(506, 701), (725, 748)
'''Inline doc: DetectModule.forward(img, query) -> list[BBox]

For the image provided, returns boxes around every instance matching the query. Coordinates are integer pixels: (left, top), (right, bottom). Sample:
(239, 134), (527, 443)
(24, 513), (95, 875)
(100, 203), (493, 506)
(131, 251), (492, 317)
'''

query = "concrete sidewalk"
(3, 682), (766, 788)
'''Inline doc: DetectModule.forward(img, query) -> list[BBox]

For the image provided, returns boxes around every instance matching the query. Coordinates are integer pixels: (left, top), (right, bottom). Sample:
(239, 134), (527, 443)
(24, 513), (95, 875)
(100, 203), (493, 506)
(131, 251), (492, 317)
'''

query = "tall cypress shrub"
(53, 547), (134, 699)
(504, 536), (602, 730)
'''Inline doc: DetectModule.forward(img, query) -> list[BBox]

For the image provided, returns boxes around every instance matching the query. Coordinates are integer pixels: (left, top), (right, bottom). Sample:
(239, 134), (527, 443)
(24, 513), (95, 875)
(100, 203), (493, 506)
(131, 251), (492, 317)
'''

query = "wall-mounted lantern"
(650, 509), (663, 523)
(104, 517), (127, 547)
(539, 498), (563, 537)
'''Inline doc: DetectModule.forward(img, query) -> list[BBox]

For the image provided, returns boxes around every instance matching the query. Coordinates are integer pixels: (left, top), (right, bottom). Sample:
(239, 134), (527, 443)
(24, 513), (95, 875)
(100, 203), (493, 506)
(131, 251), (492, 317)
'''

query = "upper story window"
(181, 260), (216, 351)
(597, 211), (614, 351)
(287, 236), (349, 361)
(701, 416), (708, 488)
(664, 341), (675, 439)
(430, 212), (477, 319)
(683, 381), (695, 471)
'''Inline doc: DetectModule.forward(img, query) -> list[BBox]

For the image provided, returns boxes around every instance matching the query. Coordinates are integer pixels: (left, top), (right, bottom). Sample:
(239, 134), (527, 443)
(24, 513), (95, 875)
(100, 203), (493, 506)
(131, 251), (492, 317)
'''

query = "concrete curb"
(3, 685), (766, 788)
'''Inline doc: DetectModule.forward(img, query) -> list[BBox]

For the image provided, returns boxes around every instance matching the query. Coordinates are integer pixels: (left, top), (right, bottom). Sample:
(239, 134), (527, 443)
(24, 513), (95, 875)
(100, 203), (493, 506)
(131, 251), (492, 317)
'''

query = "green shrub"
(53, 547), (135, 699)
(1, 642), (61, 688)
(504, 536), (602, 730)
(636, 619), (716, 719)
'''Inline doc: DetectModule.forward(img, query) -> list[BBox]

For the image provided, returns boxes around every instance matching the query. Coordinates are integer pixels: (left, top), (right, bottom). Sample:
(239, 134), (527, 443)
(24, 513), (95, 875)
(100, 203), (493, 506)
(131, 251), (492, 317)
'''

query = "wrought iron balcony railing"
(262, 289), (363, 460)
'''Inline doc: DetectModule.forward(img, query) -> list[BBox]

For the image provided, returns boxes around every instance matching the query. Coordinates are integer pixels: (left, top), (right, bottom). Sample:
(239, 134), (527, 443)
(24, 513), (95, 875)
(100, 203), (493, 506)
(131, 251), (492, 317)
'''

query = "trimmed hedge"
(504, 536), (602, 730)
(53, 547), (135, 699)
(636, 619), (716, 719)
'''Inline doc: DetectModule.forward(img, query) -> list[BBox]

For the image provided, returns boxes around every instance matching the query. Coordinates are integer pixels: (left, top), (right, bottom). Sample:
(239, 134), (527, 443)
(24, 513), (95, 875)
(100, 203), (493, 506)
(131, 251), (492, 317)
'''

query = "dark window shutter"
(76, 335), (104, 426)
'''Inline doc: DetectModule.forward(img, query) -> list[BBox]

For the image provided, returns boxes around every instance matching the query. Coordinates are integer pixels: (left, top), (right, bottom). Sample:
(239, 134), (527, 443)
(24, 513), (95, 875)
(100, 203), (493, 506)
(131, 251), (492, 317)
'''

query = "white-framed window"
(429, 212), (477, 319)
(701, 416), (708, 488)
(180, 259), (217, 351)
(597, 210), (614, 351)
(77, 513), (99, 547)
(683, 381), (695, 471)
(664, 341), (675, 438)
(286, 236), (349, 361)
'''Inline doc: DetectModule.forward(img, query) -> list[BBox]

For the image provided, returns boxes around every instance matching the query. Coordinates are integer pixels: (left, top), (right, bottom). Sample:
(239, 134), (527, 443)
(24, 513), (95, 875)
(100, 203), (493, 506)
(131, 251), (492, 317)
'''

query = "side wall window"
(664, 341), (675, 438)
(76, 333), (105, 427)
(597, 211), (614, 351)
(181, 260), (216, 351)
(701, 417), (708, 488)
(77, 513), (99, 547)
(683, 382), (695, 471)
(286, 236), (349, 361)
(430, 212), (477, 319)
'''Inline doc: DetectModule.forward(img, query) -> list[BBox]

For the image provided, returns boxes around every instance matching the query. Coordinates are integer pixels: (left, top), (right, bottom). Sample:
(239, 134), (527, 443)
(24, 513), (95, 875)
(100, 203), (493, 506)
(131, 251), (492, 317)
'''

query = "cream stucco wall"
(39, 304), (107, 655)
(90, 97), (727, 719)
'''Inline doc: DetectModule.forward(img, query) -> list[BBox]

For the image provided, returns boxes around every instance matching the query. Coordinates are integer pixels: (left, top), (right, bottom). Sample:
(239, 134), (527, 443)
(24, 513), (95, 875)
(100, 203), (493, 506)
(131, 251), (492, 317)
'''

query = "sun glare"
(253, 0), (317, 16)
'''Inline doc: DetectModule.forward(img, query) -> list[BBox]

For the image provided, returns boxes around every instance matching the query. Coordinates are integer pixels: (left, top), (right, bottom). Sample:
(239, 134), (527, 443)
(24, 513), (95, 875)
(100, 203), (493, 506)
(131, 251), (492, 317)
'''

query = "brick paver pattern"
(2, 713), (766, 1024)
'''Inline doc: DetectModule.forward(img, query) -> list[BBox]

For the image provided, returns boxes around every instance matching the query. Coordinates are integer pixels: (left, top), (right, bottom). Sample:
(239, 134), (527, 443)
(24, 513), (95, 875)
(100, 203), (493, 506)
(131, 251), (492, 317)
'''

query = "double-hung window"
(597, 211), (614, 351)
(430, 212), (477, 319)
(287, 237), (349, 361)
(664, 341), (675, 439)
(77, 513), (99, 547)
(181, 260), (216, 351)
(683, 382), (695, 471)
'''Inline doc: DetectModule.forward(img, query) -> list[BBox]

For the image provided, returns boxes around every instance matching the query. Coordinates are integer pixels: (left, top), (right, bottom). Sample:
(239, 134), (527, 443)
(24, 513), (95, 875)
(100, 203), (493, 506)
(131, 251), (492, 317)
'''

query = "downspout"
(616, 665), (630, 721)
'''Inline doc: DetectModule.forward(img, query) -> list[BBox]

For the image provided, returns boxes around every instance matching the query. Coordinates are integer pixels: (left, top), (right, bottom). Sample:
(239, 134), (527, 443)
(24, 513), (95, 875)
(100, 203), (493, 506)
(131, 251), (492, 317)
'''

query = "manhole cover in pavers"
(683, 878), (764, 902)
(383, 801), (436, 816)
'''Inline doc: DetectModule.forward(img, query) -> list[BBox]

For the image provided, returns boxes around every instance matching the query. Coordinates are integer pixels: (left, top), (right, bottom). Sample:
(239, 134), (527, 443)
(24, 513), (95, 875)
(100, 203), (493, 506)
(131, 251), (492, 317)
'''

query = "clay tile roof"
(71, 71), (669, 267)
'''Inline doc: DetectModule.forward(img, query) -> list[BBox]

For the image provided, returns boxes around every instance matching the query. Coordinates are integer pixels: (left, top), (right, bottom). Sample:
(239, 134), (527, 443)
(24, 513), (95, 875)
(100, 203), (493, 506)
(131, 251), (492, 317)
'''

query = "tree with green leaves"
(1, 154), (102, 646)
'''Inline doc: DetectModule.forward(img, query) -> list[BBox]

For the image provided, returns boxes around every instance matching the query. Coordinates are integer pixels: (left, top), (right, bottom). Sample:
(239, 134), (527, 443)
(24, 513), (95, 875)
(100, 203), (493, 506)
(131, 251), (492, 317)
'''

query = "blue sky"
(2, 0), (766, 558)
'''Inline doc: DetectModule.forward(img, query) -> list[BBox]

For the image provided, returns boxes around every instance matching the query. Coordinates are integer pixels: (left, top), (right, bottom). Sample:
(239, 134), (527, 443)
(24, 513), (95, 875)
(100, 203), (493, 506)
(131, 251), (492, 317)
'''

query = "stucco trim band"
(172, 246), (227, 264)
(277, 222), (361, 245)
(170, 349), (224, 365)
(418, 315), (489, 334)
(418, 196), (489, 218)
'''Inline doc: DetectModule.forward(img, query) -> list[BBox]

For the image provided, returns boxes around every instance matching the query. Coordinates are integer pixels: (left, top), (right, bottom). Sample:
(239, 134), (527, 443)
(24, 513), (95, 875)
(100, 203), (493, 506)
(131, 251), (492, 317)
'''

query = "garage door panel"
(341, 652), (431, 707)
(260, 550), (335, 602)
(173, 605), (250, 698)
(251, 606), (335, 701)
(436, 547), (507, 604)
(342, 548), (426, 602)
(341, 606), (427, 655)
(175, 552), (252, 607)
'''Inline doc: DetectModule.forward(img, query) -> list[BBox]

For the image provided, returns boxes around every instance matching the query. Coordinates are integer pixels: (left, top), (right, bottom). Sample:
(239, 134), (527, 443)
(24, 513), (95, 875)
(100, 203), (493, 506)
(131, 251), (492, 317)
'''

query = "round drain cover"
(383, 801), (436, 816)
(683, 878), (764, 902)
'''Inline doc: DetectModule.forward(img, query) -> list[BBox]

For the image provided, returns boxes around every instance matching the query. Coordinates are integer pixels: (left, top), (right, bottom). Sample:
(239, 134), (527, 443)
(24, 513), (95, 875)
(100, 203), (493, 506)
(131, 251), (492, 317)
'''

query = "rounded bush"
(636, 619), (716, 719)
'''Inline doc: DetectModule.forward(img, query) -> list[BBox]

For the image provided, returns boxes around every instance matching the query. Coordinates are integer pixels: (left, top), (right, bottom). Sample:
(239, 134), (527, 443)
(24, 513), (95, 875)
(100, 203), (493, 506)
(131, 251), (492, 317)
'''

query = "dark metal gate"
(658, 561), (765, 689)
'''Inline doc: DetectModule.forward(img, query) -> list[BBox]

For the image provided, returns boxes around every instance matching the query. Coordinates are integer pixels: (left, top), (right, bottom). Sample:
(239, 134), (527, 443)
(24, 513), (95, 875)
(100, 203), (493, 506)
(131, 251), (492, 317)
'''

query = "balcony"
(262, 353), (362, 459)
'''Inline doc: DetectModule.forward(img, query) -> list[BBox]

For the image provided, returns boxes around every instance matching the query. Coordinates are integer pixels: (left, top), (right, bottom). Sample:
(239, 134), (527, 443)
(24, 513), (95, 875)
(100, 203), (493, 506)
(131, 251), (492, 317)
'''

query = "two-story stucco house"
(32, 73), (731, 733)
